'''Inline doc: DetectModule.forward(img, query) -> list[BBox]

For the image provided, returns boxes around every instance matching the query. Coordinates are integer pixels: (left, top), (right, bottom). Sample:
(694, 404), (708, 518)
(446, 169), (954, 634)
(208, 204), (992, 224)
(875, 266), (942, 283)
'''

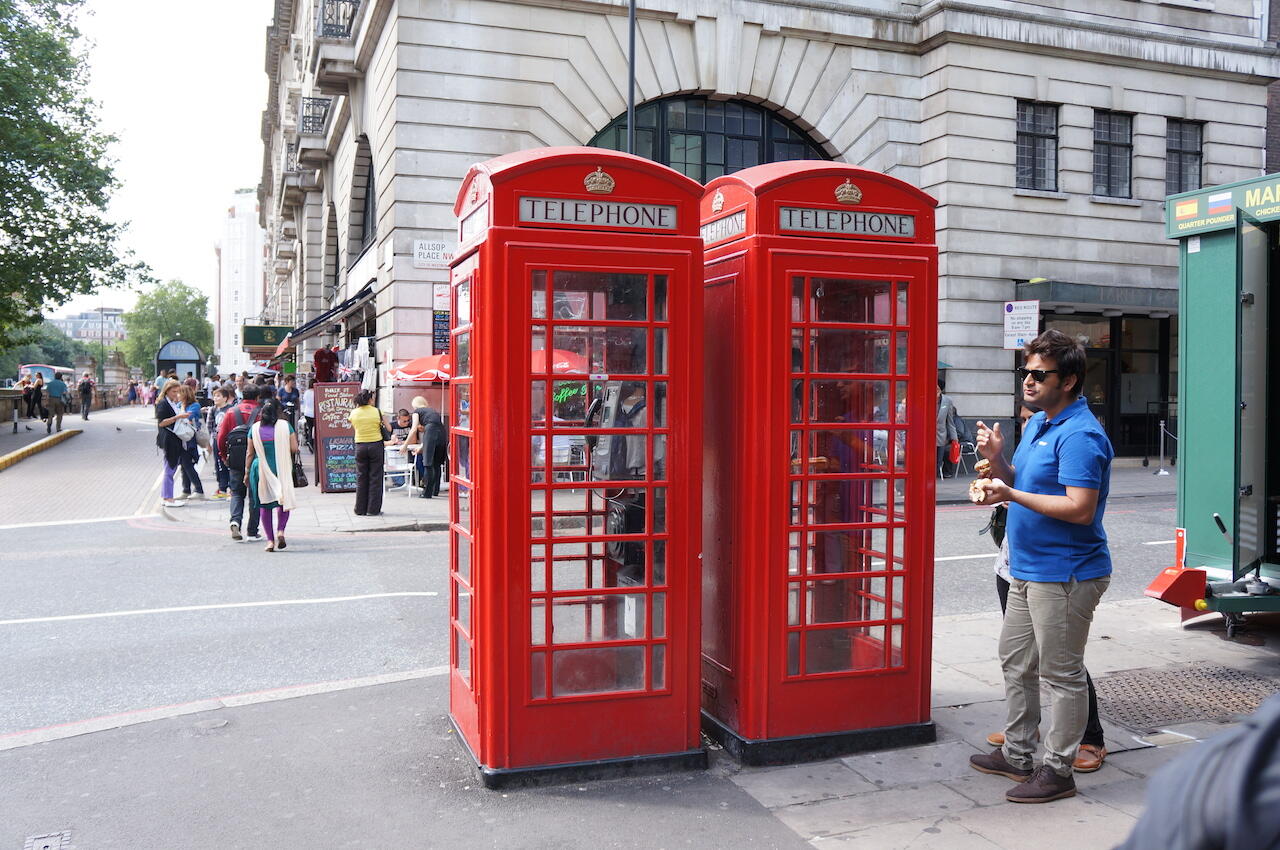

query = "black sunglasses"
(1015, 367), (1060, 383)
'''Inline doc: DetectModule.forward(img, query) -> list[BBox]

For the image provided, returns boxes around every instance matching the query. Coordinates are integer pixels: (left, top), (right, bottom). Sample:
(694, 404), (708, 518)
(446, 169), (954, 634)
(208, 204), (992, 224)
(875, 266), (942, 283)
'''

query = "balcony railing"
(317, 0), (361, 38)
(284, 141), (299, 173)
(300, 97), (331, 135)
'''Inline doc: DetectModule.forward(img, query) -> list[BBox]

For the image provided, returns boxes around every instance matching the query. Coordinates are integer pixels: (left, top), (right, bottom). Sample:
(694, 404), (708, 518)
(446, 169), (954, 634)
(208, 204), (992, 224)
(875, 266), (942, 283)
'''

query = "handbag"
(195, 424), (211, 450)
(948, 439), (961, 465)
(379, 420), (392, 442)
(173, 417), (196, 442)
(980, 504), (1008, 547)
(292, 455), (309, 488)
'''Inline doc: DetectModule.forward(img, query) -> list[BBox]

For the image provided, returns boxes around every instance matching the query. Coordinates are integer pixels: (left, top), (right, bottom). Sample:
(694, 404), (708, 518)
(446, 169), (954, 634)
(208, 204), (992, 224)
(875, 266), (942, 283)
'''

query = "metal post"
(1155, 418), (1170, 476)
(626, 0), (636, 154)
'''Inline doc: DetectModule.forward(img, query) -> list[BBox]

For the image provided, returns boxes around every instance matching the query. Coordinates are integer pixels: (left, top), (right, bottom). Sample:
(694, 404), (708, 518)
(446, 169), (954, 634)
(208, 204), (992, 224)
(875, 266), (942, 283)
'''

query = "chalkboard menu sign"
(314, 382), (360, 492)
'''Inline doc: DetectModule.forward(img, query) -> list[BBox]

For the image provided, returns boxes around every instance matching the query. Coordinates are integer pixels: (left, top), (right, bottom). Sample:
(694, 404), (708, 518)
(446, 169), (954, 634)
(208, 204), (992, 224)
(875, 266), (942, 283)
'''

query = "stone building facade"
(259, 0), (1279, 451)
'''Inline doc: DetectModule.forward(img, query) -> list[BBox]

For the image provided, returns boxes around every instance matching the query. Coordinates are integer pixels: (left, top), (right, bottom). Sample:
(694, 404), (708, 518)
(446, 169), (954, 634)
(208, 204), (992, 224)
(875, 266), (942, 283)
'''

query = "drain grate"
(1094, 664), (1280, 730)
(24, 833), (71, 850)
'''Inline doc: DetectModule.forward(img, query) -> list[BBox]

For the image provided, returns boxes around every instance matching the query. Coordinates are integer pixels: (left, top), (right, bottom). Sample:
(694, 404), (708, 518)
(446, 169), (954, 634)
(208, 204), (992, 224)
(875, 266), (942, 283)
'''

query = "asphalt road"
(0, 406), (448, 737)
(0, 405), (1180, 738)
(932, 493), (1179, 616)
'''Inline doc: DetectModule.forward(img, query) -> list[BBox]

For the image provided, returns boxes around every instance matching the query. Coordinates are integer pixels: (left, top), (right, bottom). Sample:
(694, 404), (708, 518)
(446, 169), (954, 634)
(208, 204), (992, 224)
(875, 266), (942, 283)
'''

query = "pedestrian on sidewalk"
(349, 390), (385, 516)
(44, 372), (68, 433)
(78, 372), (94, 420)
(936, 379), (958, 479)
(412, 396), (446, 499)
(208, 386), (235, 498)
(982, 400), (1108, 775)
(177, 384), (206, 500)
(19, 375), (33, 418)
(967, 330), (1113, 804)
(155, 380), (203, 508)
(244, 400), (298, 552)
(219, 385), (262, 540)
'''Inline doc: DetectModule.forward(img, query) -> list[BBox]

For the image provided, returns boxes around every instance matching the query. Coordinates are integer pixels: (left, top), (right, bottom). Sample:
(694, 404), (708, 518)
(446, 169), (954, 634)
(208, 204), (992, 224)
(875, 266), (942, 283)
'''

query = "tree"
(0, 320), (89, 378)
(120, 281), (213, 371)
(0, 0), (151, 349)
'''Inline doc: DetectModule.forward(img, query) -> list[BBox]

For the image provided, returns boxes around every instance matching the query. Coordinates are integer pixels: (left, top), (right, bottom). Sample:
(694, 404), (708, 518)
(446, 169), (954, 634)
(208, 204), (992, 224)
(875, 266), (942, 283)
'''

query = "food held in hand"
(969, 458), (993, 503)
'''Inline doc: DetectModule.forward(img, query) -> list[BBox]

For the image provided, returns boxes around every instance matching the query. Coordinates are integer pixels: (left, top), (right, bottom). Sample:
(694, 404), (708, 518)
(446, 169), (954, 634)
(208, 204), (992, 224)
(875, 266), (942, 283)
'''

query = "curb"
(341, 520), (450, 533)
(0, 428), (81, 471)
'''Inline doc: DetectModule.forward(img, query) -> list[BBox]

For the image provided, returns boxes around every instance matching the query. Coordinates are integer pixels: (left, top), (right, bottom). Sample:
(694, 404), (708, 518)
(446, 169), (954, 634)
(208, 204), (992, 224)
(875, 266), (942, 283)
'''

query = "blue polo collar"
(1044, 395), (1089, 426)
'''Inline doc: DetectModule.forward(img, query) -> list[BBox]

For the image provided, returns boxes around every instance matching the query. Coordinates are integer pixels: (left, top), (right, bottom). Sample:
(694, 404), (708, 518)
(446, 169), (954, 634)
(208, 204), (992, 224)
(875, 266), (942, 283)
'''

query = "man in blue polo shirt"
(967, 329), (1113, 804)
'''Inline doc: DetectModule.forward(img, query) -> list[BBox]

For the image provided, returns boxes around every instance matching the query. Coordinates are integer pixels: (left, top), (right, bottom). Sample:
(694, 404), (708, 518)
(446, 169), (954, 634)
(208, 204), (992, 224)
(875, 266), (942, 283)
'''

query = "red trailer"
(699, 162), (939, 763)
(447, 147), (705, 787)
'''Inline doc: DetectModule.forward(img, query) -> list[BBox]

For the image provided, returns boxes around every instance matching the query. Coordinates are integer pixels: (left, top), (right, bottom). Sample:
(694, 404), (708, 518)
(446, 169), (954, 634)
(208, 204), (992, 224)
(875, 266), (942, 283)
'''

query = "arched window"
(590, 96), (828, 182)
(347, 135), (376, 263)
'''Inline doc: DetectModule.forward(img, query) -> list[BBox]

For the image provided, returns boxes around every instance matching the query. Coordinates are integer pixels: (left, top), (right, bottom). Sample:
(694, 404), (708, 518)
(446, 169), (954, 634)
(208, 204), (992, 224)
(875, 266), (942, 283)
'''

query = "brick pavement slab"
(0, 405), (160, 525)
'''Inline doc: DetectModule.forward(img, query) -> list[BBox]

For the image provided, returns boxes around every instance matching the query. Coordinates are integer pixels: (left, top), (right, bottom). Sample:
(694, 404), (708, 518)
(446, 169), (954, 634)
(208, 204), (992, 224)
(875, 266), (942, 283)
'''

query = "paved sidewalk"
(937, 464), (1176, 505)
(3, 598), (1274, 848)
(159, 445), (450, 534)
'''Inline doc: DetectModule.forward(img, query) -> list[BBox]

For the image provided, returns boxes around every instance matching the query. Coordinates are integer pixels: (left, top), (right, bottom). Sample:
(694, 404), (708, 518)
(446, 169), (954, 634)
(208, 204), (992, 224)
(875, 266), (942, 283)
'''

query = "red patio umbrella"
(531, 348), (589, 374)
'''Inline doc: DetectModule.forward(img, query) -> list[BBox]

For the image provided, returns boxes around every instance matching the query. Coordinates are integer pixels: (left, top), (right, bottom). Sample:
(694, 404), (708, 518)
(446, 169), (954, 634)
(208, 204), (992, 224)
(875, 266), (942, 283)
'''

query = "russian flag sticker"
(1206, 192), (1232, 215)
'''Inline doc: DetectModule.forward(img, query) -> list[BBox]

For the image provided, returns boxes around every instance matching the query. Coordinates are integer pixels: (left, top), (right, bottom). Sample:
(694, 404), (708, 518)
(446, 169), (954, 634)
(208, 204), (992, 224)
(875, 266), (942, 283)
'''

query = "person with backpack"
(218, 384), (262, 540)
(78, 372), (95, 420)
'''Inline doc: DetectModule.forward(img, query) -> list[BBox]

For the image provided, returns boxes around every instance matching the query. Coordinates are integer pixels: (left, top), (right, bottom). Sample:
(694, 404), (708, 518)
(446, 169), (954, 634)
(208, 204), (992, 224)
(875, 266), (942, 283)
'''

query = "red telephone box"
(699, 162), (938, 764)
(447, 147), (705, 787)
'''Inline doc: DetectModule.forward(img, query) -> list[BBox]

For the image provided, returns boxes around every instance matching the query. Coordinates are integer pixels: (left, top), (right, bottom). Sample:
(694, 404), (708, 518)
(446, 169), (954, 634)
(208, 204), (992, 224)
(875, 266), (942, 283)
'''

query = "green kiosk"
(1147, 173), (1280, 636)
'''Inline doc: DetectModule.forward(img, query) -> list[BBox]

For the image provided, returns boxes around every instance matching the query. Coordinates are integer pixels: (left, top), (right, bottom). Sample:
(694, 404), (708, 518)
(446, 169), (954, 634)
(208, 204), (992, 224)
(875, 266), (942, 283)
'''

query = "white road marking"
(0, 591), (439, 626)
(136, 470), (163, 515)
(0, 665), (451, 751)
(1142, 540), (1176, 545)
(935, 553), (996, 562)
(0, 514), (159, 531)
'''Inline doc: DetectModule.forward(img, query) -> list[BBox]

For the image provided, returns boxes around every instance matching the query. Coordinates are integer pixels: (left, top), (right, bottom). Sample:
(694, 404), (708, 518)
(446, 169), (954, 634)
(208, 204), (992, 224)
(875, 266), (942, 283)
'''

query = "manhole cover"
(1094, 664), (1280, 729)
(25, 833), (71, 850)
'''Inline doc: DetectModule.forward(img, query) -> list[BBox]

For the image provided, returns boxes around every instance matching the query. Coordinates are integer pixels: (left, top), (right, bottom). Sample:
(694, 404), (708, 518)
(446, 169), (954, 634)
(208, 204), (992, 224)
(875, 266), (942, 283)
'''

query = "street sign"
(413, 239), (455, 269)
(1003, 300), (1039, 350)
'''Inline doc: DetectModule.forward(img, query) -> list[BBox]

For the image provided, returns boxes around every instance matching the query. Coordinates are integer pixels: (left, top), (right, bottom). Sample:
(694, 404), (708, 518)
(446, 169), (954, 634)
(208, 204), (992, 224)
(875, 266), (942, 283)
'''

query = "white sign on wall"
(413, 239), (455, 269)
(1003, 300), (1039, 350)
(432, 284), (451, 311)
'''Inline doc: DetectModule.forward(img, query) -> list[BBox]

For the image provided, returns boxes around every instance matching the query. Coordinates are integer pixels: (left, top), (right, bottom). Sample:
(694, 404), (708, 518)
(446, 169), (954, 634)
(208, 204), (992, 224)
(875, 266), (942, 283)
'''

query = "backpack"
(224, 406), (262, 471)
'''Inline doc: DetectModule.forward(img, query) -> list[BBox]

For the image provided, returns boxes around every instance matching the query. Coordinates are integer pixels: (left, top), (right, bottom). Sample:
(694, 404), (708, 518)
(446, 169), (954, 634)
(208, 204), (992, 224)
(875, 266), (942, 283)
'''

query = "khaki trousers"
(999, 576), (1109, 777)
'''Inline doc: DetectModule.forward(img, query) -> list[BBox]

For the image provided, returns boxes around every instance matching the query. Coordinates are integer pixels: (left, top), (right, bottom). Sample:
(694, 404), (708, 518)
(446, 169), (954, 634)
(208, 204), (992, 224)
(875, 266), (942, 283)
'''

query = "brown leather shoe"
(1073, 744), (1106, 773)
(987, 729), (1039, 747)
(1006, 765), (1077, 803)
(969, 748), (1033, 781)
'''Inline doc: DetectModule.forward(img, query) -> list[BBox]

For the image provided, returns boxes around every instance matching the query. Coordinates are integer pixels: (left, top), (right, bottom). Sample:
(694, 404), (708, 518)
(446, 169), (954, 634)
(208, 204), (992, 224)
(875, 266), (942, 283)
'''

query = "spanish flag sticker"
(1174, 199), (1199, 220)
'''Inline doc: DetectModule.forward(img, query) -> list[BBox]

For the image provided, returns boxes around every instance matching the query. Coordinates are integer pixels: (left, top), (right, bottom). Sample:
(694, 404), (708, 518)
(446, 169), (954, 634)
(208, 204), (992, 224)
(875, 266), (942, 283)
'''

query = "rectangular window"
(1016, 102), (1058, 191)
(1166, 119), (1202, 196)
(1093, 110), (1133, 198)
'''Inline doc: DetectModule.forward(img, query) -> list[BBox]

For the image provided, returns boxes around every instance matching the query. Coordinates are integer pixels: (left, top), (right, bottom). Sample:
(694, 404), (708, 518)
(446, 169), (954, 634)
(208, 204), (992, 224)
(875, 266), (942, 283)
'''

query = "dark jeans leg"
(229, 477), (245, 526)
(178, 451), (203, 494)
(426, 463), (441, 497)
(215, 453), (230, 491)
(1082, 672), (1106, 747)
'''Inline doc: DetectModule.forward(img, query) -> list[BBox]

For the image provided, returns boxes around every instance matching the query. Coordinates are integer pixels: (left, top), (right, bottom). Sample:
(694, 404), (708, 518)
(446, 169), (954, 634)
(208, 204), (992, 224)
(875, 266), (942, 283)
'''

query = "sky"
(59, 0), (274, 320)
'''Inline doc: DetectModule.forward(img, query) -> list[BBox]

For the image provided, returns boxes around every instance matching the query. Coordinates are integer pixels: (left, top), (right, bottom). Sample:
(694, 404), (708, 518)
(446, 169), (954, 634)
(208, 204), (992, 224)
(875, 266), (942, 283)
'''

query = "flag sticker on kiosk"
(1174, 199), (1200, 220)
(1205, 192), (1233, 215)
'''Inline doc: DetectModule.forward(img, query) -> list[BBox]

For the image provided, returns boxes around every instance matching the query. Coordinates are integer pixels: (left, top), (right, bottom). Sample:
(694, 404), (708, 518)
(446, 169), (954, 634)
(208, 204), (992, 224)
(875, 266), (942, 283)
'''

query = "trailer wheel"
(1224, 613), (1245, 639)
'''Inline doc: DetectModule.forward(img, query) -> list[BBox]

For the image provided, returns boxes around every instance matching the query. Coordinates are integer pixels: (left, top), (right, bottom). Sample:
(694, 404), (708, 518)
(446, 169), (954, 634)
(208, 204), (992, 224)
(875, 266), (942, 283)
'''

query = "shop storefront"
(1038, 313), (1177, 458)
